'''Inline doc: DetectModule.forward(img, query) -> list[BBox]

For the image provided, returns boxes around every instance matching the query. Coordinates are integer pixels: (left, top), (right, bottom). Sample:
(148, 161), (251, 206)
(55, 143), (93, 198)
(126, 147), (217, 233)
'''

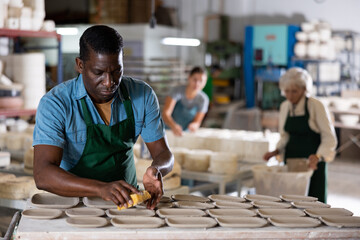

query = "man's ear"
(75, 57), (84, 74)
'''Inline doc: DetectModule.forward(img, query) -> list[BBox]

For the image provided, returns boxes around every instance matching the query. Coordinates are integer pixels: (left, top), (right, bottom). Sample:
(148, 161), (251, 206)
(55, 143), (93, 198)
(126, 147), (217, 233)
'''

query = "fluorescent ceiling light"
(56, 27), (79, 35)
(161, 37), (200, 46)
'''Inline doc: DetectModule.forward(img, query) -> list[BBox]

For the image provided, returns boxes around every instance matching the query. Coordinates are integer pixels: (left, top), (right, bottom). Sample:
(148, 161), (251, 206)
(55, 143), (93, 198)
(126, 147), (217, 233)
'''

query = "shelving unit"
(0, 28), (63, 85)
(0, 29), (63, 117)
(291, 58), (345, 96)
(124, 57), (188, 109)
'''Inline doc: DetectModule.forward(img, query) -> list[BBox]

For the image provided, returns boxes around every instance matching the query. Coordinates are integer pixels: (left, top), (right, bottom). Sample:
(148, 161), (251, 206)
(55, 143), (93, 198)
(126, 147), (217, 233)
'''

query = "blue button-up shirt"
(33, 74), (165, 170)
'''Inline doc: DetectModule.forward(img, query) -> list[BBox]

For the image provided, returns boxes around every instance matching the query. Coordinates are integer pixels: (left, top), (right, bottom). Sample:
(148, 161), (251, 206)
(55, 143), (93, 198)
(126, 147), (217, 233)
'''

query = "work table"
(15, 213), (360, 240)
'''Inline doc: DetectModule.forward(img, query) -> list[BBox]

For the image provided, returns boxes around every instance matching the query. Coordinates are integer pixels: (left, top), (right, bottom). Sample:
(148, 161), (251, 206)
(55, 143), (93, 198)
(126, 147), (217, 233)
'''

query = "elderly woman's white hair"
(279, 67), (313, 96)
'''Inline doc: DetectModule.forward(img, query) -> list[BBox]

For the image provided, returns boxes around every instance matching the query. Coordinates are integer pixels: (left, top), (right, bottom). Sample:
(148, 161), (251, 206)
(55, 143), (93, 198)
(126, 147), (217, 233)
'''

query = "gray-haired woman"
(263, 67), (337, 203)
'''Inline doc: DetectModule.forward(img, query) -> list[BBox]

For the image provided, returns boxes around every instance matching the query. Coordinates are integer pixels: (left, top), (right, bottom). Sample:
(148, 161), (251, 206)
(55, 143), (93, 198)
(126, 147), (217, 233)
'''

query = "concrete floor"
(327, 156), (360, 216)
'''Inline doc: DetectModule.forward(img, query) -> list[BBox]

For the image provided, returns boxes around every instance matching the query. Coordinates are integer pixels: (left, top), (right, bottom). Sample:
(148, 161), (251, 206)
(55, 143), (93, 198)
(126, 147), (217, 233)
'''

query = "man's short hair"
(79, 25), (123, 61)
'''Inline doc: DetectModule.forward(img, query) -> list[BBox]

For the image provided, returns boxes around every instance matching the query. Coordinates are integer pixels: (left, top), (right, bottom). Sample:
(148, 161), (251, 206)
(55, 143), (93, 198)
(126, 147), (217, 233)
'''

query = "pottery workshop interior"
(0, 0), (359, 239)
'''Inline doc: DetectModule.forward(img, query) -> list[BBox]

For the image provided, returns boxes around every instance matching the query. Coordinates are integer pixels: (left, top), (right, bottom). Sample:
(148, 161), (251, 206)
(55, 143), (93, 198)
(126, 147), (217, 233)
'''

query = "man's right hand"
(98, 180), (139, 208)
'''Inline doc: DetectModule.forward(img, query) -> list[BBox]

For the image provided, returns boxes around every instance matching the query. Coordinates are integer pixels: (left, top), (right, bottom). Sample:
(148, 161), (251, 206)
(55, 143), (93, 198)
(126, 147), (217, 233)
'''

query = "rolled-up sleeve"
(33, 95), (66, 148)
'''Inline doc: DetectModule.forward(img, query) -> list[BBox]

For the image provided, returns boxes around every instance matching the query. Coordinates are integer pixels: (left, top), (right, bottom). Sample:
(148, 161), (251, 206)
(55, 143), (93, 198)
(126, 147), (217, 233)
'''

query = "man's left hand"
(143, 166), (164, 209)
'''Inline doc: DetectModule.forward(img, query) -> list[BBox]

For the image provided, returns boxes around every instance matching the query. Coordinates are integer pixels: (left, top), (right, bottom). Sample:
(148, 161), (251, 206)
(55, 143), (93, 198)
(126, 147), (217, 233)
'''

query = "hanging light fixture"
(161, 37), (201, 47)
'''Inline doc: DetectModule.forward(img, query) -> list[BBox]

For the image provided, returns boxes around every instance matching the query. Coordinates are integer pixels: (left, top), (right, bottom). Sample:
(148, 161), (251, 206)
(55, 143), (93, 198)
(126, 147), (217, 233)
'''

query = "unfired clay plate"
(160, 196), (172, 203)
(165, 217), (217, 228)
(156, 202), (173, 209)
(304, 208), (353, 217)
(156, 209), (206, 218)
(111, 216), (164, 228)
(22, 208), (63, 220)
(280, 194), (318, 202)
(291, 201), (331, 209)
(83, 197), (117, 209)
(31, 193), (79, 209)
(257, 208), (305, 218)
(213, 201), (252, 209)
(106, 208), (155, 218)
(251, 200), (292, 209)
(216, 217), (267, 228)
(208, 194), (245, 203)
(244, 194), (281, 202)
(268, 216), (321, 228)
(66, 217), (108, 228)
(174, 201), (215, 209)
(320, 216), (360, 228)
(206, 209), (256, 218)
(65, 208), (104, 218)
(171, 194), (209, 202)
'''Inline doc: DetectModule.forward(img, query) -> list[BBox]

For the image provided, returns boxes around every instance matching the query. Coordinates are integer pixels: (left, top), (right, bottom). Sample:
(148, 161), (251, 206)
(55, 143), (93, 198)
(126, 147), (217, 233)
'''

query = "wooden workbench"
(14, 214), (360, 240)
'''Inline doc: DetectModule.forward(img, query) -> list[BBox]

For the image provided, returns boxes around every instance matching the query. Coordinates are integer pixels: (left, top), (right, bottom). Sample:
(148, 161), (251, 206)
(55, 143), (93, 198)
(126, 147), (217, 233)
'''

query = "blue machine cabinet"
(244, 25), (299, 108)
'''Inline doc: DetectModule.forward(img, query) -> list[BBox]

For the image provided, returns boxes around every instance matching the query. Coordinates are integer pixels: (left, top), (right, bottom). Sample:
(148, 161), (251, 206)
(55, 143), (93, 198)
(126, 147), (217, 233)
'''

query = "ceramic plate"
(22, 209), (62, 220)
(291, 201), (331, 209)
(268, 216), (321, 228)
(208, 194), (245, 203)
(66, 217), (108, 228)
(257, 209), (305, 218)
(156, 202), (173, 209)
(156, 209), (206, 218)
(304, 208), (353, 218)
(244, 194), (281, 202)
(165, 217), (217, 228)
(216, 217), (267, 228)
(111, 216), (164, 228)
(31, 193), (79, 209)
(280, 195), (318, 202)
(213, 201), (252, 209)
(174, 201), (215, 209)
(171, 194), (209, 202)
(65, 208), (104, 218)
(160, 196), (172, 203)
(83, 197), (117, 209)
(251, 200), (292, 209)
(106, 208), (155, 218)
(206, 209), (256, 218)
(320, 216), (360, 228)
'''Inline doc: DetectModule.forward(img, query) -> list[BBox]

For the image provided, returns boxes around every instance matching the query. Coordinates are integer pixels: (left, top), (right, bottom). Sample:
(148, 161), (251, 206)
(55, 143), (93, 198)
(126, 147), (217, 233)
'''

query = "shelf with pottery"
(0, 108), (36, 118)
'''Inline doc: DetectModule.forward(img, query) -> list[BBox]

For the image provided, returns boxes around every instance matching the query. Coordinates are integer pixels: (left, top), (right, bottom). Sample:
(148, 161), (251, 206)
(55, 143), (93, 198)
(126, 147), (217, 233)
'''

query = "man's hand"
(308, 154), (320, 170)
(171, 123), (183, 136)
(188, 122), (200, 132)
(98, 180), (139, 208)
(143, 166), (164, 209)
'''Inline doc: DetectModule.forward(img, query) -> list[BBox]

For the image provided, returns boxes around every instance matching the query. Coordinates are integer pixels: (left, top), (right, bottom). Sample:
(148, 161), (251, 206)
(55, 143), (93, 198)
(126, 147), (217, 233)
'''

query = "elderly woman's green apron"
(69, 83), (137, 186)
(284, 97), (327, 203)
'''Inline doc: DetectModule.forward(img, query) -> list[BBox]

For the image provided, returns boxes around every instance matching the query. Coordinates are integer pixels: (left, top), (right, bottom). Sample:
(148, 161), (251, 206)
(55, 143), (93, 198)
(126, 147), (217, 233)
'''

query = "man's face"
(76, 48), (123, 103)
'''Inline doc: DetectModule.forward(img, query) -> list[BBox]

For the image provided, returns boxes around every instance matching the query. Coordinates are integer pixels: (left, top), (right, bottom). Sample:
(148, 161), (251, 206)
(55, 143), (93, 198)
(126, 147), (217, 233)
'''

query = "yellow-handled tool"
(117, 190), (151, 210)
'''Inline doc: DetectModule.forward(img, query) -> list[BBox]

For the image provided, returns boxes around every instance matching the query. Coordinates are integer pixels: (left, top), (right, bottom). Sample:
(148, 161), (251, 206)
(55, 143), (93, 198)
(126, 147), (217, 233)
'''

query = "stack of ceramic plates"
(12, 53), (46, 109)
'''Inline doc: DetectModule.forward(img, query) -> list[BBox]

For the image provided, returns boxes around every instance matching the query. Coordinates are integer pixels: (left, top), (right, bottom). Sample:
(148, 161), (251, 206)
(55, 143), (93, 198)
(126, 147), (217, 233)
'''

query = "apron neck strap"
(80, 98), (93, 126)
(119, 82), (133, 119)
(304, 97), (309, 117)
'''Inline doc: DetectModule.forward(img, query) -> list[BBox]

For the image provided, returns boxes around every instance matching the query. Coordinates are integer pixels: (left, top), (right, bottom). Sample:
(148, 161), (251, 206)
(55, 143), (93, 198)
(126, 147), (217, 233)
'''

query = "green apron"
(284, 97), (327, 203)
(69, 83), (137, 186)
